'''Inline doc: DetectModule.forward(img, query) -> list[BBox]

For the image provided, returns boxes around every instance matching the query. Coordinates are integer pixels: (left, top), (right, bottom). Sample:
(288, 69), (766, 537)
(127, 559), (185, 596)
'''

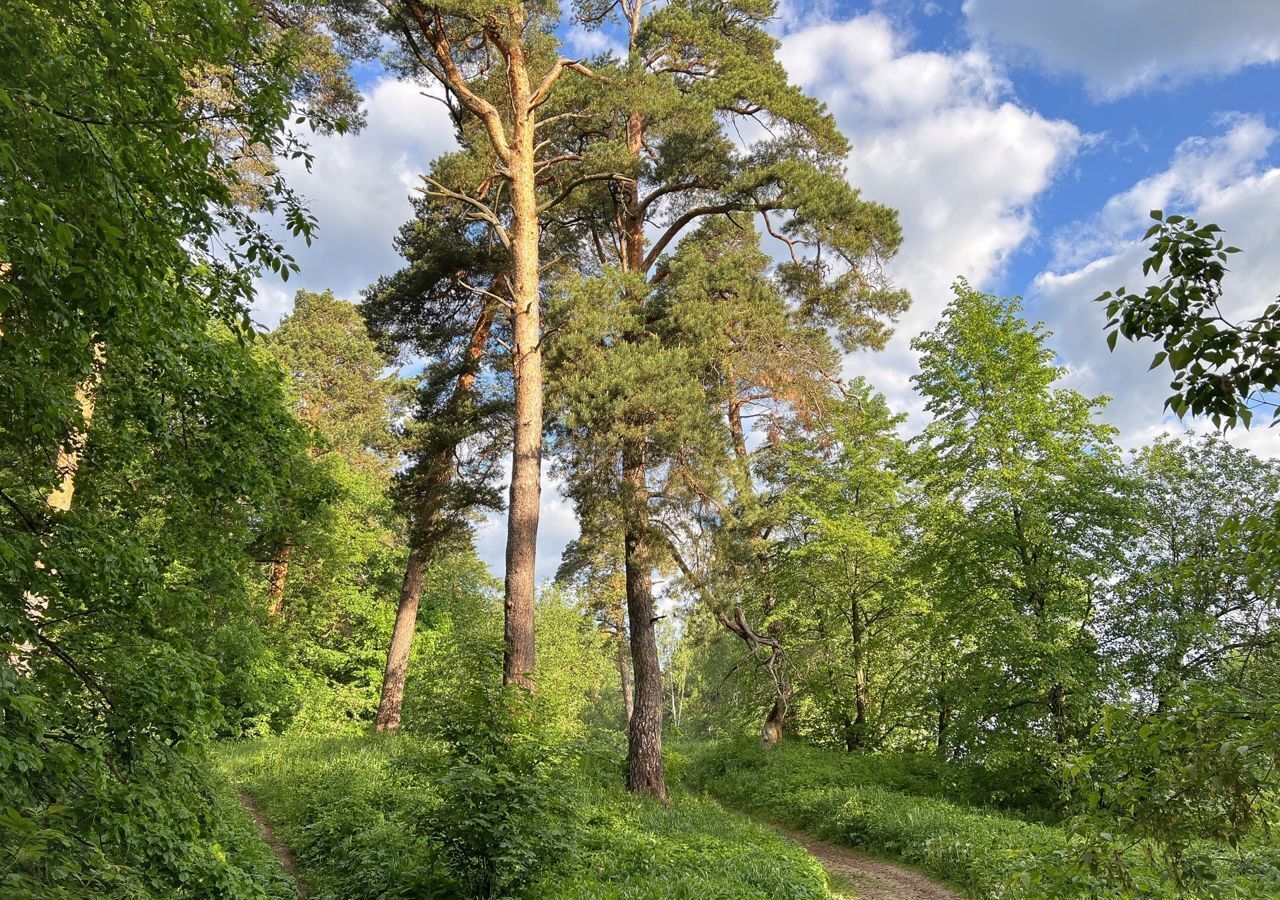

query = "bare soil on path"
(773, 825), (964, 900)
(239, 792), (307, 899)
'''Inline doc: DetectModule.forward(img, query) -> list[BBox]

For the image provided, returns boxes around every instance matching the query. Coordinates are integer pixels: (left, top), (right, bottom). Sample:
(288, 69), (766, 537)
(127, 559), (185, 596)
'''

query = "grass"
(684, 740), (1060, 899)
(215, 734), (833, 899)
(203, 767), (300, 899)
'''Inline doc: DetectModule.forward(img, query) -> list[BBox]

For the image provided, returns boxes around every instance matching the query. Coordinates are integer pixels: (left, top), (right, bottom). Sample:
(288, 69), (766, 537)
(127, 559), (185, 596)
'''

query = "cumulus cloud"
(963, 0), (1280, 97)
(778, 14), (1084, 424)
(1030, 115), (1280, 454)
(249, 77), (458, 327)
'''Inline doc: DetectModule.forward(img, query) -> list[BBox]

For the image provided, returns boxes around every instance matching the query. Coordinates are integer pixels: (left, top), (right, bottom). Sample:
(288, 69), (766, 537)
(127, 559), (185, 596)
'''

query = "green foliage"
(686, 740), (1058, 898)
(0, 2), (362, 892)
(910, 282), (1132, 761)
(1044, 691), (1280, 898)
(2, 325), (321, 896)
(1099, 211), (1277, 428)
(2, 747), (298, 900)
(754, 381), (928, 751)
(219, 735), (830, 900)
(1103, 434), (1280, 706)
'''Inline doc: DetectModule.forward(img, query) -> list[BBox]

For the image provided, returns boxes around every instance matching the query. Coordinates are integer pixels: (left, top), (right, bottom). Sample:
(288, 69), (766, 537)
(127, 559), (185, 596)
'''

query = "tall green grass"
(685, 740), (1058, 898)
(216, 735), (830, 899)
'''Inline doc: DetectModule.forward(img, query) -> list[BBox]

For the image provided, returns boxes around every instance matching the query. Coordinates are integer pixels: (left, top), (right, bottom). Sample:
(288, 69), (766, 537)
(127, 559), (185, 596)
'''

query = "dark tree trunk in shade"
(266, 539), (292, 618)
(614, 598), (634, 724)
(1049, 683), (1069, 745)
(623, 448), (666, 800)
(375, 546), (426, 733)
(936, 670), (952, 755)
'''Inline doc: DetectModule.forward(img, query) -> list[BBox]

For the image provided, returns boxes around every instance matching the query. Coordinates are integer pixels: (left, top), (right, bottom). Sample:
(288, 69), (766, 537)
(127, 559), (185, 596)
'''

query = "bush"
(2, 744), (298, 900)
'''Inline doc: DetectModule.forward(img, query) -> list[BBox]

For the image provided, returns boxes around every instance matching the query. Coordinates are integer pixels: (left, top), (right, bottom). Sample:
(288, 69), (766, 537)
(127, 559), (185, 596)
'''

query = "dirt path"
(773, 825), (963, 900)
(239, 793), (307, 899)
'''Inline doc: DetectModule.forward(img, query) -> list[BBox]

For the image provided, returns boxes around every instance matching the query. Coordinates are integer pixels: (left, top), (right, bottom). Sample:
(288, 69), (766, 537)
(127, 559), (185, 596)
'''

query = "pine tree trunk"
(614, 598), (634, 724)
(375, 545), (426, 733)
(623, 447), (666, 800)
(501, 101), (541, 692)
(374, 305), (494, 733)
(266, 538), (292, 618)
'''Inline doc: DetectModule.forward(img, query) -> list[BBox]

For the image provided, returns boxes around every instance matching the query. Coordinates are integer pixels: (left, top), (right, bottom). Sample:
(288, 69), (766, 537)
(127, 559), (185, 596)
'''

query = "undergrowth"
(686, 739), (1280, 899)
(215, 734), (830, 900)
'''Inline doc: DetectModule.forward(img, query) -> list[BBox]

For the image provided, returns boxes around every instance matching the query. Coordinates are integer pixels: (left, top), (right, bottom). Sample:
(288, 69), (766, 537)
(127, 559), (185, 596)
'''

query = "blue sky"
(252, 0), (1280, 579)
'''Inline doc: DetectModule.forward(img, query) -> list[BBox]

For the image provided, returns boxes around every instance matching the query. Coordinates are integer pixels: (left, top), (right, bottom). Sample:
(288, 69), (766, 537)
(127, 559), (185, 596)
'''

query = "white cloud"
(249, 77), (457, 327)
(563, 24), (625, 59)
(1031, 115), (1280, 455)
(473, 465), (581, 586)
(963, 0), (1280, 97)
(778, 13), (1084, 426)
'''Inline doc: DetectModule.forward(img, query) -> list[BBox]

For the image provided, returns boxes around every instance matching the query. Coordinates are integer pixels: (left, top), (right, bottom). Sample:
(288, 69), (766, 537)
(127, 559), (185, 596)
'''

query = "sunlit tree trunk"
(501, 72), (541, 692)
(375, 545), (426, 732)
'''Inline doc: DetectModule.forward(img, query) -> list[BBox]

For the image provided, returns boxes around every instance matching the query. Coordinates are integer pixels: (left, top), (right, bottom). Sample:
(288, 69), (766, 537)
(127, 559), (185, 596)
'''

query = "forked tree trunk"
(375, 545), (427, 733)
(623, 448), (666, 800)
(502, 105), (541, 692)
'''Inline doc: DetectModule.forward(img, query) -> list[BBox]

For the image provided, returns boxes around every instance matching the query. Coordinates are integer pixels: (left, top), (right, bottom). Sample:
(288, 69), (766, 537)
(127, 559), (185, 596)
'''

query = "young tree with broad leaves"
(757, 381), (929, 751)
(911, 282), (1133, 759)
(261, 290), (405, 618)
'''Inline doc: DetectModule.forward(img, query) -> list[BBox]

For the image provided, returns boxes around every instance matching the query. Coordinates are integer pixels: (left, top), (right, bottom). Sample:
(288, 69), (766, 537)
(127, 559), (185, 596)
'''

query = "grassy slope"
(215, 735), (831, 900)
(685, 741), (1059, 899)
